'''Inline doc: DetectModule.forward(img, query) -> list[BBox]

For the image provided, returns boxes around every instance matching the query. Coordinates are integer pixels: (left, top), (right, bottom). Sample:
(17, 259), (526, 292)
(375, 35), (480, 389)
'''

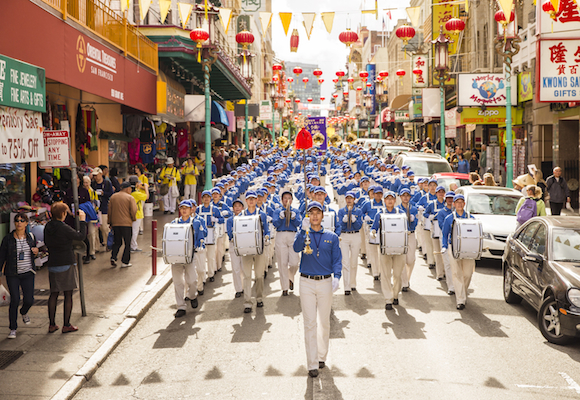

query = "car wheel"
(503, 263), (522, 304)
(538, 296), (572, 345)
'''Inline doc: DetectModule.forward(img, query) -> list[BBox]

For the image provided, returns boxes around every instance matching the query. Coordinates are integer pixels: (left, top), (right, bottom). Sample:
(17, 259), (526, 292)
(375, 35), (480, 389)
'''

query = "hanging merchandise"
(155, 122), (167, 152)
(177, 128), (189, 159)
(129, 137), (141, 165)
(75, 104), (86, 148)
(124, 115), (144, 138)
(140, 142), (157, 164)
(82, 107), (98, 151)
(140, 118), (155, 142)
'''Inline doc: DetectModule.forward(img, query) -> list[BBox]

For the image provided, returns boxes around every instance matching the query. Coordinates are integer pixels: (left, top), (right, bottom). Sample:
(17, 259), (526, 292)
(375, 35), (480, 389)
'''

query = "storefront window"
(109, 140), (129, 178)
(0, 163), (27, 223)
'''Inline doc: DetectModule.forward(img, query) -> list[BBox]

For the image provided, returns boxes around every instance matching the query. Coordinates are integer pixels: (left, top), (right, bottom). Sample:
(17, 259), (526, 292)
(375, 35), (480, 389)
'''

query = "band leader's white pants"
(340, 231), (361, 290)
(205, 244), (217, 277)
(229, 240), (244, 293)
(401, 232), (417, 288)
(450, 257), (475, 305)
(171, 262), (197, 310)
(299, 276), (332, 371)
(379, 253), (406, 303)
(275, 231), (300, 291)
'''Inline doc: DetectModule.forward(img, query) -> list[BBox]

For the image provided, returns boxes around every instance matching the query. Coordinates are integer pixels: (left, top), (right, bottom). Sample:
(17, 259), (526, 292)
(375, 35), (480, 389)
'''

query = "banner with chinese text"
(538, 39), (580, 102)
(432, 0), (459, 85)
(537, 0), (580, 37)
(412, 55), (428, 87)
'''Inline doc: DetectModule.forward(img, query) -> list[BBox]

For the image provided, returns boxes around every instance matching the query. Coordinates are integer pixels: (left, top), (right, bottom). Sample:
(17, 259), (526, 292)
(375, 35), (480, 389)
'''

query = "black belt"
(301, 273), (331, 280)
(343, 230), (360, 234)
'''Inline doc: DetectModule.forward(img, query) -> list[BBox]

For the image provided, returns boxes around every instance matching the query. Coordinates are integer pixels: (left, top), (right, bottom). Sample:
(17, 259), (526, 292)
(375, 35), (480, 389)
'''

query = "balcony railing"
(41, 0), (158, 72)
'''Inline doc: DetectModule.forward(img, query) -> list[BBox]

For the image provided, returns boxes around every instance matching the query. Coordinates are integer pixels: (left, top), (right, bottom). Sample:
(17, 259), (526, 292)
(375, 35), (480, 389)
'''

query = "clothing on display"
(177, 129), (189, 159)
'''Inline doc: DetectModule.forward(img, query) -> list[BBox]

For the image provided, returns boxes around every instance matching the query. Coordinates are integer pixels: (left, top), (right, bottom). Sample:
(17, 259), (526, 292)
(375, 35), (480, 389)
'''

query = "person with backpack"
(515, 185), (546, 228)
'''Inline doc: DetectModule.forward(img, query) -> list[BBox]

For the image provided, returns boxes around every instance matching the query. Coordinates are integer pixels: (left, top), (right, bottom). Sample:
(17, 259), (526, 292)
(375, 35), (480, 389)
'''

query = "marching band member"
(357, 176), (371, 261)
(424, 186), (447, 278)
(211, 187), (232, 273)
(370, 191), (406, 310)
(293, 201), (342, 378)
(436, 192), (457, 295)
(239, 190), (270, 313)
(398, 189), (418, 292)
(191, 201), (208, 296)
(171, 200), (206, 318)
(361, 185), (385, 280)
(257, 188), (275, 274)
(226, 199), (245, 298)
(273, 190), (302, 296)
(441, 194), (475, 310)
(337, 191), (363, 294)
(197, 190), (222, 282)
(417, 179), (438, 268)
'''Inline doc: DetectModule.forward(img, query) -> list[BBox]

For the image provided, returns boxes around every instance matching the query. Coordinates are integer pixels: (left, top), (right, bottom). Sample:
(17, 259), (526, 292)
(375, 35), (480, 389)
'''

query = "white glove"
(429, 214), (435, 221)
(332, 277), (340, 293)
(291, 211), (296, 219)
(267, 216), (272, 223)
(221, 210), (229, 217)
(441, 247), (447, 254)
(351, 214), (357, 223)
(302, 217), (310, 231)
(264, 236), (270, 246)
(195, 246), (205, 252)
(410, 214), (415, 222)
(370, 230), (377, 239)
(211, 216), (219, 223)
(274, 203), (280, 209)
(279, 210), (285, 219)
(418, 206), (425, 212)
(342, 215), (349, 223)
(364, 215), (371, 222)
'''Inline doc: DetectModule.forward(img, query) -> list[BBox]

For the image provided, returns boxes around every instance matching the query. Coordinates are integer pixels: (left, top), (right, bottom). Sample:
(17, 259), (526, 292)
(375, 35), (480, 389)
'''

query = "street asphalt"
(72, 249), (580, 400)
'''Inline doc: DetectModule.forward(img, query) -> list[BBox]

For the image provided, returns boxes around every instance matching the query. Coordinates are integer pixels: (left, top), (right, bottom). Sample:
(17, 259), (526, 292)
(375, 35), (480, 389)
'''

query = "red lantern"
(343, 90), (349, 96)
(347, 77), (354, 84)
(285, 98), (291, 103)
(272, 75), (279, 82)
(313, 69), (323, 77)
(190, 28), (209, 62)
(272, 63), (283, 71)
(338, 29), (359, 47)
(320, 97), (325, 101)
(318, 78), (324, 84)
(412, 69), (423, 75)
(293, 66), (303, 76)
(379, 71), (389, 78)
(235, 30), (255, 50)
(295, 98), (301, 103)
(290, 29), (299, 52)
(287, 77), (294, 83)
(336, 70), (346, 78)
(332, 78), (339, 83)
(445, 18), (465, 34)
(289, 109), (293, 114)
(396, 69), (406, 77)
(542, 1), (557, 19)
(307, 114), (311, 118)
(359, 71), (369, 79)
(298, 112), (302, 116)
(366, 82), (372, 87)
(307, 97), (313, 103)
(333, 93), (339, 98)
(356, 86), (363, 91)
(395, 25), (416, 45)
(495, 10), (515, 26)
(295, 128), (313, 150)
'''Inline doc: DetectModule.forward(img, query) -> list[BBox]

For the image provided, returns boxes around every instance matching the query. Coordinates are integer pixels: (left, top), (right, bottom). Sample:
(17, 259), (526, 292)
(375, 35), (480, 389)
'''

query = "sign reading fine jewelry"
(0, 54), (45, 113)
(457, 74), (517, 106)
(537, 39), (580, 102)
(0, 106), (44, 163)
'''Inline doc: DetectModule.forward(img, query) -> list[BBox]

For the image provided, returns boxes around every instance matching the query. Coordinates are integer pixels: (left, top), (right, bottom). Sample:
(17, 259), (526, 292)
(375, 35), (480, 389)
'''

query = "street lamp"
(354, 104), (362, 137)
(494, 2), (520, 188)
(432, 27), (451, 159)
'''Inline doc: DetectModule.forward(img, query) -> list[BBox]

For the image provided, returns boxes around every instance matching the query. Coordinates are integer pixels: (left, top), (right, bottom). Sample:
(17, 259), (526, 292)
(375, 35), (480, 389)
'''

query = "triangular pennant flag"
(406, 7), (421, 28)
(159, 0), (172, 24)
(120, 0), (129, 13)
(497, 0), (514, 19)
(465, 0), (469, 14)
(565, 239), (571, 246)
(302, 12), (316, 40)
(321, 12), (335, 34)
(139, 0), (151, 22)
(259, 12), (273, 34)
(279, 12), (293, 36)
(178, 2), (193, 29)
(219, 8), (233, 33)
(550, 0), (560, 13)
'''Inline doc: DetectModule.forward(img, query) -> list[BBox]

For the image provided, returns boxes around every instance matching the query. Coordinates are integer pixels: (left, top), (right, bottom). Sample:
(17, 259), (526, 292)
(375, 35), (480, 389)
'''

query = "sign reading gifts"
(0, 54), (45, 113)
(0, 106), (44, 163)
(304, 117), (327, 150)
(457, 73), (517, 106)
(538, 39), (580, 102)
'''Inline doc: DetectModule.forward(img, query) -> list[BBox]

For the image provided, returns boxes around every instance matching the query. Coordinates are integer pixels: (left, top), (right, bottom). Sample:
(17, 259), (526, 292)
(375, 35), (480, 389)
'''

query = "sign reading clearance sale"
(0, 106), (44, 163)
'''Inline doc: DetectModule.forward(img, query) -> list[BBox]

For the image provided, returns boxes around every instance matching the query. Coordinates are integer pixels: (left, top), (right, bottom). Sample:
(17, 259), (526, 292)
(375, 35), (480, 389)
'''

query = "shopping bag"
(107, 230), (114, 249)
(0, 284), (10, 307)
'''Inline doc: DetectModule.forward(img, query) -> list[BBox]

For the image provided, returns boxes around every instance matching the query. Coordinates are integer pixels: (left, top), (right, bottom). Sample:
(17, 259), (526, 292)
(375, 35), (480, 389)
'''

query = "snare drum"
(162, 223), (194, 264)
(206, 227), (216, 245)
(379, 213), (408, 255)
(215, 223), (225, 238)
(233, 214), (264, 256)
(451, 218), (483, 259)
(321, 210), (336, 232)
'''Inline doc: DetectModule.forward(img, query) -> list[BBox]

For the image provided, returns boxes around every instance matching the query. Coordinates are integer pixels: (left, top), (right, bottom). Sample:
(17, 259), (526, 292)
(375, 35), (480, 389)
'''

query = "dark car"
(503, 216), (580, 345)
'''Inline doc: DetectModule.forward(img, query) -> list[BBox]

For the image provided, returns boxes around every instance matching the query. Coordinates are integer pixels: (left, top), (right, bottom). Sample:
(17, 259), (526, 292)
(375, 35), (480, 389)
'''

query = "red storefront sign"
(0, 0), (156, 114)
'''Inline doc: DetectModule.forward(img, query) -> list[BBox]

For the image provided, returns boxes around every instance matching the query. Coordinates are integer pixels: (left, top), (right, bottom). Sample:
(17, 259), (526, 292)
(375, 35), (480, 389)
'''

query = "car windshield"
(552, 228), (580, 262)
(404, 160), (452, 176)
(438, 178), (471, 191)
(466, 193), (521, 215)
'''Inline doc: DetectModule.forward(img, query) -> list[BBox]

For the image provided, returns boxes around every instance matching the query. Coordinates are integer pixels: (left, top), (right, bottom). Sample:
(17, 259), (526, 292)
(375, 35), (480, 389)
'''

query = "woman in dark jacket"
(0, 213), (39, 339)
(44, 202), (87, 333)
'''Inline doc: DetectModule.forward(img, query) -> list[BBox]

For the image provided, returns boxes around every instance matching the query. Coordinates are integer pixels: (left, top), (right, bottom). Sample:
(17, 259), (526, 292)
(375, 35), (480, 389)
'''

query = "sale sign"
(40, 130), (70, 168)
(0, 106), (44, 163)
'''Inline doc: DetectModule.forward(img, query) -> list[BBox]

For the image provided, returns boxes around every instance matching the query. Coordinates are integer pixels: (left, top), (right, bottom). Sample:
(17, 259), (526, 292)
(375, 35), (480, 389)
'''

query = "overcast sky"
(271, 0), (411, 101)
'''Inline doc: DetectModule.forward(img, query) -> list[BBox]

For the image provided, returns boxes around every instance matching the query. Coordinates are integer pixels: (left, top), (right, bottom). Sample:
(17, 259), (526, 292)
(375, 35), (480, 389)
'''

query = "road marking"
(560, 372), (580, 394)
(516, 373), (580, 394)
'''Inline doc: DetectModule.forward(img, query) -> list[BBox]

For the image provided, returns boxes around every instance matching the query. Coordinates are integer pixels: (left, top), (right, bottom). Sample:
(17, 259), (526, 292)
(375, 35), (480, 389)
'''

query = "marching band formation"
(161, 141), (483, 377)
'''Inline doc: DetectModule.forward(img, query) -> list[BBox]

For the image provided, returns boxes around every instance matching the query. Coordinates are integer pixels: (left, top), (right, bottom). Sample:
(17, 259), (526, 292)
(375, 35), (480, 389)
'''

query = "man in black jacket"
(546, 167), (571, 215)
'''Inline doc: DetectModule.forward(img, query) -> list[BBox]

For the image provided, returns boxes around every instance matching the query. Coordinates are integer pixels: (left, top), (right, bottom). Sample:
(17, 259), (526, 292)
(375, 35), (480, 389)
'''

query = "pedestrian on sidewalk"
(159, 157), (181, 214)
(171, 200), (206, 318)
(82, 175), (100, 264)
(546, 166), (571, 215)
(45, 202), (87, 334)
(91, 167), (113, 252)
(293, 201), (342, 378)
(130, 179), (149, 252)
(108, 181), (137, 268)
(1, 213), (39, 339)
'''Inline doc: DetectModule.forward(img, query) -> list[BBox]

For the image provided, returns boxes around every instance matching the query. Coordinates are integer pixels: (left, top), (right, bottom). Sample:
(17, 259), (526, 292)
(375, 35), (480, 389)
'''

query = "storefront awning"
(141, 26), (252, 101)
(390, 94), (412, 111)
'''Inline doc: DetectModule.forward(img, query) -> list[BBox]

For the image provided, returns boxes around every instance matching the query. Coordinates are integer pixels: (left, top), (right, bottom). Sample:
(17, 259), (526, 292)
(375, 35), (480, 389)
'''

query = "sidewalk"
(0, 212), (176, 400)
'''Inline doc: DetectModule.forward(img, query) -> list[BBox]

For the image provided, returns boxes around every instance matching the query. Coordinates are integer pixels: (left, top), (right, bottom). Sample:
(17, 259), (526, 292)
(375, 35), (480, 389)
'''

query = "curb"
(50, 267), (173, 400)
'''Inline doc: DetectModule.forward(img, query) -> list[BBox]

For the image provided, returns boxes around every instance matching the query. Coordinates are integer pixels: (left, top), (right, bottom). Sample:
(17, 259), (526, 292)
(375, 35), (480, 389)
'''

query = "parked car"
(455, 186), (523, 260)
(393, 153), (452, 182)
(502, 216), (580, 344)
(357, 138), (391, 150)
(431, 172), (471, 191)
(380, 145), (415, 160)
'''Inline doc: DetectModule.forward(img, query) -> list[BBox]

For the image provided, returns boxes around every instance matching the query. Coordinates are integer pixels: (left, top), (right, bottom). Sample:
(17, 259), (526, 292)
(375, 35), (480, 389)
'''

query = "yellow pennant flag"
(302, 12), (316, 40)
(497, 0), (514, 19)
(406, 7), (421, 27)
(321, 12), (335, 34)
(465, 0), (469, 14)
(550, 0), (560, 13)
(177, 2), (193, 29)
(259, 12), (273, 34)
(159, 0), (172, 24)
(219, 8), (233, 33)
(139, 0), (151, 22)
(120, 0), (129, 13)
(279, 12), (293, 36)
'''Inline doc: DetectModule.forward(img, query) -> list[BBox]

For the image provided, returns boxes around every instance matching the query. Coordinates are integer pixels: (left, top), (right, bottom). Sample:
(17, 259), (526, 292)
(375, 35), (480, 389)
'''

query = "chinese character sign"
(432, 0), (460, 55)
(457, 74), (517, 106)
(241, 0), (264, 13)
(366, 64), (376, 113)
(412, 55), (428, 87)
(305, 117), (327, 150)
(538, 39), (580, 102)
(538, 0), (580, 36)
